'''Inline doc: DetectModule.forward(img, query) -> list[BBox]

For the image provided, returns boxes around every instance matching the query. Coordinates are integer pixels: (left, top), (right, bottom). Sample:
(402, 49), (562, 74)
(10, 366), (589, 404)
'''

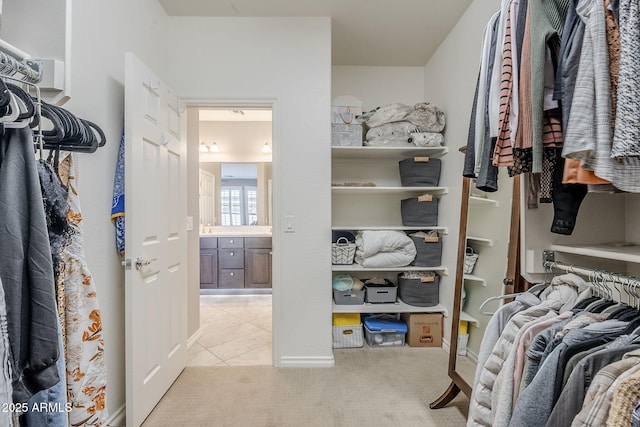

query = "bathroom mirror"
(431, 170), (521, 408)
(199, 162), (273, 228)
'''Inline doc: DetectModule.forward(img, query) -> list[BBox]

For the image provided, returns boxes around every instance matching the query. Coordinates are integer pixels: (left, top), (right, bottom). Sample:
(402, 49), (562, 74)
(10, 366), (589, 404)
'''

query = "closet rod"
(0, 39), (42, 83)
(544, 260), (640, 288)
(0, 38), (30, 61)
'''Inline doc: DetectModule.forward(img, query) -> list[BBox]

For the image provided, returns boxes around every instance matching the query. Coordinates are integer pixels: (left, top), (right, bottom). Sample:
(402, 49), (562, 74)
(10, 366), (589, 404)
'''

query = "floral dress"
(59, 155), (109, 426)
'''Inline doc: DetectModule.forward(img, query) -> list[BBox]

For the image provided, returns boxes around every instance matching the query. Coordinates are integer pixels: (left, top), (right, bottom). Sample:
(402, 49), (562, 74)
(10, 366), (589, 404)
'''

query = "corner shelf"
(460, 310), (479, 327)
(550, 243), (640, 264)
(463, 274), (487, 287)
(466, 236), (494, 247)
(332, 146), (448, 160)
(469, 196), (499, 208)
(333, 301), (448, 316)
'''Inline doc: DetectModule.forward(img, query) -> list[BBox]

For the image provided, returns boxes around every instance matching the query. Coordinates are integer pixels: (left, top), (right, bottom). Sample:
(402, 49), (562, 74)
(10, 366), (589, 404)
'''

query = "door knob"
(135, 257), (157, 270)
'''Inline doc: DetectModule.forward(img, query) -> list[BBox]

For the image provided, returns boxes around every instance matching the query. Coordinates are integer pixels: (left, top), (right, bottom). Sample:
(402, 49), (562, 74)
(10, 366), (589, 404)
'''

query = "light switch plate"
(284, 215), (295, 233)
(186, 216), (194, 231)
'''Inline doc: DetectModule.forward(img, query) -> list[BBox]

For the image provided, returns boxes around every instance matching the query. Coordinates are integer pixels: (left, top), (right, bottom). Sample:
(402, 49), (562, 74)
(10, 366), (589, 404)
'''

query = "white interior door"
(124, 52), (188, 427)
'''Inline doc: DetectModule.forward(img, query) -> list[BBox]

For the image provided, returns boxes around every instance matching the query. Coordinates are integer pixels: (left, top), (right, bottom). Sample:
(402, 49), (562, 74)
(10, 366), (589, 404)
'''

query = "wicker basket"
(332, 237), (357, 265)
(464, 246), (479, 274)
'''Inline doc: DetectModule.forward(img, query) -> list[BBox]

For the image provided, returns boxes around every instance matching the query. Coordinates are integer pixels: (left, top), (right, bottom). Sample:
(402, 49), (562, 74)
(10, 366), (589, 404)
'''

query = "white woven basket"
(332, 324), (364, 348)
(464, 246), (479, 274)
(332, 237), (356, 265)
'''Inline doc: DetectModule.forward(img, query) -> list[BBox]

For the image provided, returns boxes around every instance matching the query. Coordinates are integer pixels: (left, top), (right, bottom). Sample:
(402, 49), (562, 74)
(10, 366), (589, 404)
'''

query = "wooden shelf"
(463, 274), (487, 286)
(460, 310), (480, 327)
(332, 226), (449, 234)
(332, 264), (448, 276)
(332, 146), (448, 160)
(469, 196), (499, 208)
(333, 301), (448, 316)
(331, 186), (448, 196)
(550, 243), (640, 264)
(466, 236), (494, 247)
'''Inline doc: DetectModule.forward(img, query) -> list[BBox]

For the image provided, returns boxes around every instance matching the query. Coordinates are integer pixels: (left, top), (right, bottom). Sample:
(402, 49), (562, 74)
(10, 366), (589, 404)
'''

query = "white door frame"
(184, 97), (281, 366)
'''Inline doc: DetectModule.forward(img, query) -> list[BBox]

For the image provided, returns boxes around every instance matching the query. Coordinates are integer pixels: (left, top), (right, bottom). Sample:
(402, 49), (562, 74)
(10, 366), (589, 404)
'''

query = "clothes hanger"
(6, 83), (35, 121)
(583, 270), (615, 312)
(602, 273), (629, 315)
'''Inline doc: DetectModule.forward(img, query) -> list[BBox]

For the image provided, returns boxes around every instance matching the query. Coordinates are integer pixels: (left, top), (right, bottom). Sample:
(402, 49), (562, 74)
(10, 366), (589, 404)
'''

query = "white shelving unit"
(331, 144), (448, 316)
(550, 243), (640, 264)
(331, 186), (448, 196)
(466, 236), (494, 247)
(333, 225), (449, 234)
(333, 301), (449, 316)
(332, 265), (448, 275)
(460, 310), (480, 327)
(332, 146), (448, 160)
(458, 181), (509, 362)
(469, 196), (499, 208)
(463, 274), (487, 287)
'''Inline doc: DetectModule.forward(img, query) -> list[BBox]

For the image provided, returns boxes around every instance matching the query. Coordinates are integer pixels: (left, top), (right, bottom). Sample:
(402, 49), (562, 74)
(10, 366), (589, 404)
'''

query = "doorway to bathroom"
(188, 104), (275, 367)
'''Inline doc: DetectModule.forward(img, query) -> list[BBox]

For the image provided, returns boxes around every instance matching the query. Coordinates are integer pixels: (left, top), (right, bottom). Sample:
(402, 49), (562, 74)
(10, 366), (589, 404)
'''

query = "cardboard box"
(400, 313), (443, 347)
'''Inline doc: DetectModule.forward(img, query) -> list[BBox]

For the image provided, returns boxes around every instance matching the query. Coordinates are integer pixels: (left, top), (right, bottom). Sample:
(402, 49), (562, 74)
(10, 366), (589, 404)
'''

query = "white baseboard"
(277, 356), (335, 368)
(442, 338), (450, 354)
(442, 338), (479, 363)
(187, 328), (203, 349)
(106, 404), (126, 427)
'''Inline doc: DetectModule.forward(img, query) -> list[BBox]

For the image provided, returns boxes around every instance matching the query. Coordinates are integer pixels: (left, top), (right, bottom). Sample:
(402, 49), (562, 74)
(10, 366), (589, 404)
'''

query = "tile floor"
(188, 294), (273, 366)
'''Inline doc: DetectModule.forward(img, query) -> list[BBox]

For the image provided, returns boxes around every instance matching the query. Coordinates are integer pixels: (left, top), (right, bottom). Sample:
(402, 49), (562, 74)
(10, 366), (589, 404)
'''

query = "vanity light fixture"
(200, 141), (220, 153)
(262, 141), (272, 153)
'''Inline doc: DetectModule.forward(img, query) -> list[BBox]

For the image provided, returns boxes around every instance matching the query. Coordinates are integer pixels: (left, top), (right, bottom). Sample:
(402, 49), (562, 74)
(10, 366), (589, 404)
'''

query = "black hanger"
(6, 84), (34, 120)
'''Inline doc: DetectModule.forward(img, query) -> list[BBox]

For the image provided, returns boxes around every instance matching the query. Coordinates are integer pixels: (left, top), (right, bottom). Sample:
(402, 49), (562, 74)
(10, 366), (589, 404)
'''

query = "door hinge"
(121, 259), (132, 270)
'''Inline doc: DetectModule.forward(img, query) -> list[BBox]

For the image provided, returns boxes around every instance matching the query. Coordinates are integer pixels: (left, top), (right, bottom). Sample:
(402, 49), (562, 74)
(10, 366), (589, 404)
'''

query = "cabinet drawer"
(200, 237), (218, 249)
(218, 249), (244, 269)
(218, 237), (244, 248)
(245, 237), (272, 249)
(219, 269), (245, 288)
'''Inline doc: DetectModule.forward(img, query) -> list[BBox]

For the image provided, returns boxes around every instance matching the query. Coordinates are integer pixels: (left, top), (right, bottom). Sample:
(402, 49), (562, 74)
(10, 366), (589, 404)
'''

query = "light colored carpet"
(142, 346), (469, 427)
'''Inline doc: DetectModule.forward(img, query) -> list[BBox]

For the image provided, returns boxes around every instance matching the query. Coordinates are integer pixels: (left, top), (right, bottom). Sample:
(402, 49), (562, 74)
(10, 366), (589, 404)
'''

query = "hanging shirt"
(0, 126), (60, 403)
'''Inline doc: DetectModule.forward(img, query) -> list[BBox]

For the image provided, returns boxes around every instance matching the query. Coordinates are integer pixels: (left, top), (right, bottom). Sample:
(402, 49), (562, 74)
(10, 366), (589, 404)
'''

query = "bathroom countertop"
(200, 226), (272, 238)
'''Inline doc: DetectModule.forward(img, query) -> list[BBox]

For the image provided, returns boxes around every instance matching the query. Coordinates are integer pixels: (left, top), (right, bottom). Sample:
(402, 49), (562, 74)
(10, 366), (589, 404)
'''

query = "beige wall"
(169, 17), (333, 366)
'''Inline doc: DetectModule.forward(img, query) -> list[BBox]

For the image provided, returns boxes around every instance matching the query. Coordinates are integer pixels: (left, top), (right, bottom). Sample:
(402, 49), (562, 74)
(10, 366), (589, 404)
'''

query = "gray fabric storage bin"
(333, 289), (365, 305)
(364, 280), (397, 303)
(398, 274), (440, 307)
(401, 197), (439, 226)
(399, 158), (442, 187)
(410, 236), (443, 267)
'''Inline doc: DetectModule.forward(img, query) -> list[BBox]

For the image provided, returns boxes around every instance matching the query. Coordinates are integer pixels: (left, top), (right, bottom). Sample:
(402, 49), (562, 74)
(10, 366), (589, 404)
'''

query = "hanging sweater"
(528, 0), (570, 173)
(0, 127), (60, 403)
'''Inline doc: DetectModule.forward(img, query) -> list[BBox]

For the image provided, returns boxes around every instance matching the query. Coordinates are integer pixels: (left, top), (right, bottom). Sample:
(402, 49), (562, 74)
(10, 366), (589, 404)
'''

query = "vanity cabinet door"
(200, 237), (218, 289)
(200, 250), (218, 289)
(245, 248), (272, 288)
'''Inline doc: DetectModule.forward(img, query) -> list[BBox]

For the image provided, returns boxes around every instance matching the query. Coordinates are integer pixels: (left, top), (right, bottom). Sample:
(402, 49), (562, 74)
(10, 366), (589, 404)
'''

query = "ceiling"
(158, 0), (473, 66)
(199, 109), (272, 122)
